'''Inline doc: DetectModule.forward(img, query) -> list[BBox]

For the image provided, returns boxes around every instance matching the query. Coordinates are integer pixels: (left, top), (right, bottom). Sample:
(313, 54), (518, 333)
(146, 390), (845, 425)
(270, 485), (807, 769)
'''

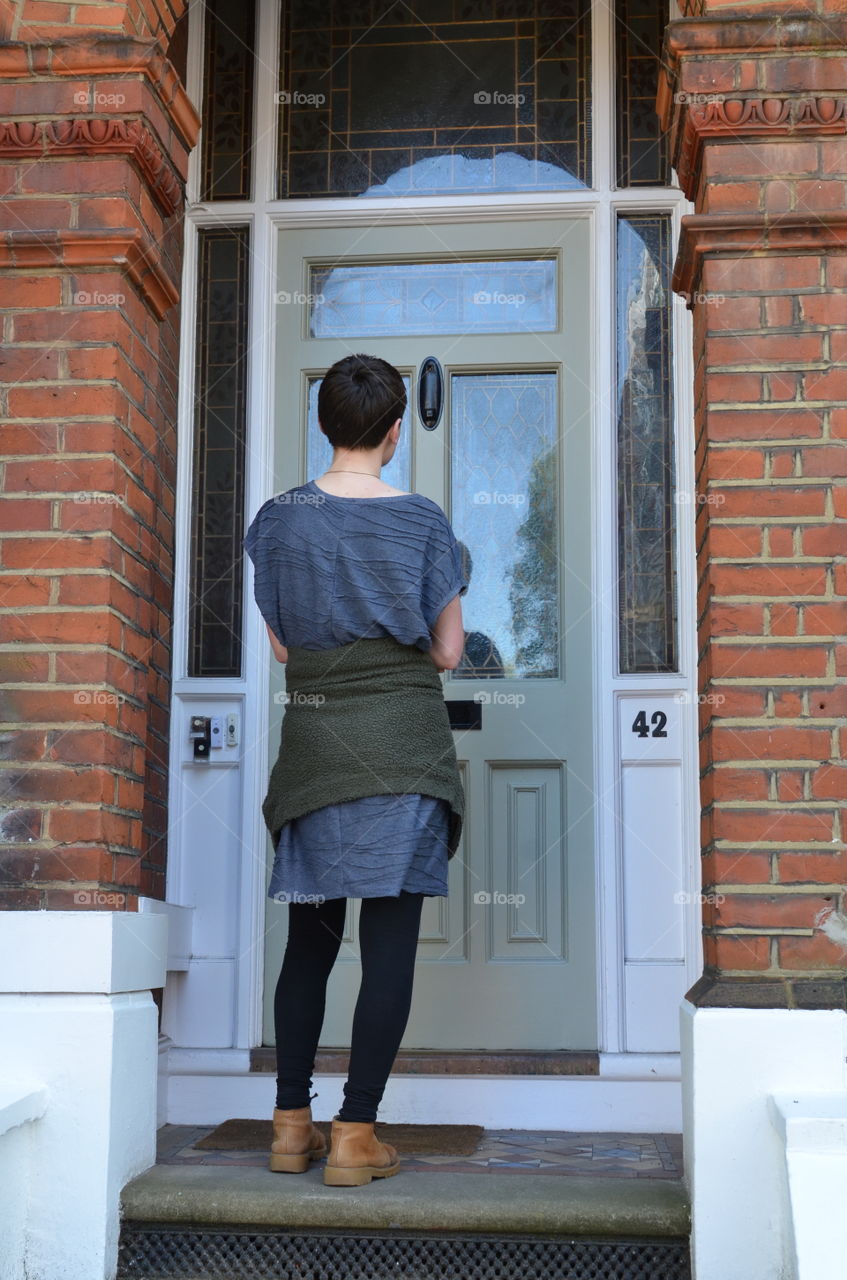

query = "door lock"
(418, 356), (444, 430)
(189, 715), (211, 761)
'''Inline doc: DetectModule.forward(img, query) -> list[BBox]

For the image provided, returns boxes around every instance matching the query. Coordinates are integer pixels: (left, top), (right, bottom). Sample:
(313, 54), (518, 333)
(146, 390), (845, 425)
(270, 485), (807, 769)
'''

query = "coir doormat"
(195, 1119), (483, 1156)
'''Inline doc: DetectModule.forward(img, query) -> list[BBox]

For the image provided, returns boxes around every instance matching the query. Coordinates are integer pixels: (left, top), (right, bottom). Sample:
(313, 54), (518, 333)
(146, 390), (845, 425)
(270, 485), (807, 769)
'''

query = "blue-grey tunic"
(243, 479), (469, 902)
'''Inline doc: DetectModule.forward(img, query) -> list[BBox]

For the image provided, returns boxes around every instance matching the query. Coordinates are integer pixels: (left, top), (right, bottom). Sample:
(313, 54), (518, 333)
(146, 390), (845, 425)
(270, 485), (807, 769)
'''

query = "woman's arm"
(265, 621), (288, 664)
(429, 594), (465, 671)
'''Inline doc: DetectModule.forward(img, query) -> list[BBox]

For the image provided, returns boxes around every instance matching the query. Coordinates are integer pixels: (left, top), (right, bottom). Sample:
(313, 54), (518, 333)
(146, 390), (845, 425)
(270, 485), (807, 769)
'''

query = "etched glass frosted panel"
(450, 373), (559, 681)
(309, 260), (557, 338)
(306, 376), (411, 493)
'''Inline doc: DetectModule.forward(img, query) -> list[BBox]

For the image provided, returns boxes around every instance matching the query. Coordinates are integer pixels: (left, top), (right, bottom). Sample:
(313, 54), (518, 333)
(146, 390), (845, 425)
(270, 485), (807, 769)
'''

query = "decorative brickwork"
(0, 24), (198, 908)
(660, 10), (847, 1004)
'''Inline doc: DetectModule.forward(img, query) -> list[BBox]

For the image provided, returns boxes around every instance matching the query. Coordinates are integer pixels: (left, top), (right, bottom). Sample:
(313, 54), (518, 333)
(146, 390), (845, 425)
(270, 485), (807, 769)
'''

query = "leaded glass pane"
(201, 0), (256, 200)
(189, 227), (250, 677)
(309, 259), (557, 337)
(614, 0), (672, 187)
(277, 1), (591, 198)
(616, 213), (677, 672)
(450, 372), (559, 681)
(306, 375), (412, 492)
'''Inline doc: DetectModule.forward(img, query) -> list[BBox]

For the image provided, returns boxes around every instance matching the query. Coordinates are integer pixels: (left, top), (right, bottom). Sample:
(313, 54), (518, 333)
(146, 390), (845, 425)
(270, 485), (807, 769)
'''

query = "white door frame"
(161, 0), (700, 1104)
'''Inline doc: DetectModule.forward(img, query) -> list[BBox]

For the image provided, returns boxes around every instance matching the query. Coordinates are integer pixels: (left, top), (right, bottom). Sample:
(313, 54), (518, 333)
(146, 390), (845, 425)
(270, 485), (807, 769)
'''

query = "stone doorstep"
(120, 1164), (690, 1239)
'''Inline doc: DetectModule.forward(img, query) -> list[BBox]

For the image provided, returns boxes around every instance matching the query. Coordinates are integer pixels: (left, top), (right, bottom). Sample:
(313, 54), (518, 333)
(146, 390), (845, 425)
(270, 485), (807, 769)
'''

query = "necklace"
(324, 468), (380, 478)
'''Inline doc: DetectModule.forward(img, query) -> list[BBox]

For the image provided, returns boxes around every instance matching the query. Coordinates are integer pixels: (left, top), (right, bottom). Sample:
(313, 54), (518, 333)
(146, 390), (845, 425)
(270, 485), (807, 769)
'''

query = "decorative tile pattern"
(615, 212), (677, 673)
(614, 0), (672, 187)
(277, 0), (592, 198)
(189, 227), (250, 678)
(156, 1124), (684, 1179)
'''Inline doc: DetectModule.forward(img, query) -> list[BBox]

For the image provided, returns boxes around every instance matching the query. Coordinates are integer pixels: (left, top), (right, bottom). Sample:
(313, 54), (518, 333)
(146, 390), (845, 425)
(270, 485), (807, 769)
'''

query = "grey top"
(243, 480), (469, 902)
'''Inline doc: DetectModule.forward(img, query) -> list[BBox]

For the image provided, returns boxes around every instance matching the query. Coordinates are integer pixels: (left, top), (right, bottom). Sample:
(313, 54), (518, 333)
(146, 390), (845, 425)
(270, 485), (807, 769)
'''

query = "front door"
(261, 217), (596, 1050)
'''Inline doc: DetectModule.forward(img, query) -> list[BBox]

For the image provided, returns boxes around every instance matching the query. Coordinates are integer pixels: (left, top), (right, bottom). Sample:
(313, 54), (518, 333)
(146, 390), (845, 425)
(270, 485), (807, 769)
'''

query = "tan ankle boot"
(269, 1104), (327, 1173)
(323, 1115), (401, 1186)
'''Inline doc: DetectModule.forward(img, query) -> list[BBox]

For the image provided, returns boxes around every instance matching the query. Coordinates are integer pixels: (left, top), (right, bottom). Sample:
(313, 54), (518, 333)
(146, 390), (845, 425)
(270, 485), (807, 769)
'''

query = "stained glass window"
(189, 227), (250, 677)
(200, 0), (256, 200)
(614, 0), (672, 187)
(277, 1), (592, 198)
(616, 213), (677, 672)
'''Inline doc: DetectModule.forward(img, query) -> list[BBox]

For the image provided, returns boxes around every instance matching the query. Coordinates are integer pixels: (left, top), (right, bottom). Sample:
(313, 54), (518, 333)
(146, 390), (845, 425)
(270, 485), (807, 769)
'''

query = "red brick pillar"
(0, 5), (199, 909)
(659, 8), (847, 1006)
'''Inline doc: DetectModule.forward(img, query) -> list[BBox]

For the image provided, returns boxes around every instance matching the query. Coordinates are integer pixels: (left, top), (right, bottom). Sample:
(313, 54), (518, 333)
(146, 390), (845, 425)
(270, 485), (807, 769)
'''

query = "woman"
(243, 353), (468, 1187)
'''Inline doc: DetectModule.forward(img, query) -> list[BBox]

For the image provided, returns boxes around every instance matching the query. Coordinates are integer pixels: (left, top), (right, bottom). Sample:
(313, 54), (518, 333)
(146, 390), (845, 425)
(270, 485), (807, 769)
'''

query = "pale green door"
(261, 218), (596, 1050)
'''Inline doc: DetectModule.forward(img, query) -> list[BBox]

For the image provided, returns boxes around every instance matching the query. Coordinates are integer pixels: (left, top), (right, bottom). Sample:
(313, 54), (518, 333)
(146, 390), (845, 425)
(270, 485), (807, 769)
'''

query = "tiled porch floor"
(157, 1124), (684, 1179)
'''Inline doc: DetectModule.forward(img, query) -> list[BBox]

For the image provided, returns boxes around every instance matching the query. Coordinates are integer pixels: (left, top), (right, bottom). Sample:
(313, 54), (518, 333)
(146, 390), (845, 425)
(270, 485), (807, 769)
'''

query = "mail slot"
(446, 700), (482, 731)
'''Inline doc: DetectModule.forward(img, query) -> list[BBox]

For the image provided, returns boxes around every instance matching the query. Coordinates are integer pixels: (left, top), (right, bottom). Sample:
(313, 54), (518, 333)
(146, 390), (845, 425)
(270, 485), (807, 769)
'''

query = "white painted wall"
(682, 1000), (847, 1280)
(0, 913), (167, 1280)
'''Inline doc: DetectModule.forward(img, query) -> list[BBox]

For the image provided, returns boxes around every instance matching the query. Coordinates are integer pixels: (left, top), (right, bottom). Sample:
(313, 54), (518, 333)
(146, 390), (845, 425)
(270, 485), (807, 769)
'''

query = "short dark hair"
(317, 353), (406, 451)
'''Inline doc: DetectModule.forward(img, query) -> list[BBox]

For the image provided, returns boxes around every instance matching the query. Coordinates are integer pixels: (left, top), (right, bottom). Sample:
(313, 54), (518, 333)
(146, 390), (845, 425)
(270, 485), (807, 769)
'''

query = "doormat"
(195, 1119), (483, 1156)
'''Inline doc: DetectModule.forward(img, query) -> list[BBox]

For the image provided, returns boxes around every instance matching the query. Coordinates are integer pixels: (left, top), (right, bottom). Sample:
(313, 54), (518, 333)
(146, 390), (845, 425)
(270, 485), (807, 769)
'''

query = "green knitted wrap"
(262, 635), (465, 858)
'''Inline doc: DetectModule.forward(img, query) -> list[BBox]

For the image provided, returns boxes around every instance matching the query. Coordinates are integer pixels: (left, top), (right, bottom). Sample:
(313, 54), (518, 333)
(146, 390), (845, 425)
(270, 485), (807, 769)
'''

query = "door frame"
(164, 0), (701, 1064)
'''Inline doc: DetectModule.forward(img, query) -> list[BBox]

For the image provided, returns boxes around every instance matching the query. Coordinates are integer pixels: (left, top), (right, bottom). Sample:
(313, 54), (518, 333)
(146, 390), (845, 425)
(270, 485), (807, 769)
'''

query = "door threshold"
(249, 1048), (599, 1075)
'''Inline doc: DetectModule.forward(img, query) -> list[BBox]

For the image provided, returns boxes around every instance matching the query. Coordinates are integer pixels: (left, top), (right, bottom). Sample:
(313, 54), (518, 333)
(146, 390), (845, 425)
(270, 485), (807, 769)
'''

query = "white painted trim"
(165, 1062), (683, 1133)
(138, 897), (193, 971)
(166, 0), (703, 1066)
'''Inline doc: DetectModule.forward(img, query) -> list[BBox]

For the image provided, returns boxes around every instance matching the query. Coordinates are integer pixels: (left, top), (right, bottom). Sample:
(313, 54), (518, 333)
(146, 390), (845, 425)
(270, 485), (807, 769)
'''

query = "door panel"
(262, 218), (596, 1050)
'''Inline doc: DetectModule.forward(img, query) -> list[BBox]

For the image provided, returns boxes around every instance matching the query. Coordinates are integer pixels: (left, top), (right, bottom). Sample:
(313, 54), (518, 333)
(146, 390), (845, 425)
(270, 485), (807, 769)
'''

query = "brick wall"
(660, 10), (847, 1002)
(0, 16), (198, 908)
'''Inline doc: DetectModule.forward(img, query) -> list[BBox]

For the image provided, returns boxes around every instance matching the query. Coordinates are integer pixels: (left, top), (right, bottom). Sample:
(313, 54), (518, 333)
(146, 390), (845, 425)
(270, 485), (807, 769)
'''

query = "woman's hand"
(265, 621), (288, 663)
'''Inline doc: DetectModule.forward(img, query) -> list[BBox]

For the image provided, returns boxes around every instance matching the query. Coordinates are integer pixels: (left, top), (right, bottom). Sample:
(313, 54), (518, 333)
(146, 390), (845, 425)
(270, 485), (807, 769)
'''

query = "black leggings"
(274, 891), (425, 1123)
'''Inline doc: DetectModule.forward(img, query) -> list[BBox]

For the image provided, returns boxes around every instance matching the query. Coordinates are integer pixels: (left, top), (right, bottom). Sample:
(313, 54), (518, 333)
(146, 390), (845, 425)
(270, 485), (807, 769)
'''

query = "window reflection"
(450, 373), (559, 680)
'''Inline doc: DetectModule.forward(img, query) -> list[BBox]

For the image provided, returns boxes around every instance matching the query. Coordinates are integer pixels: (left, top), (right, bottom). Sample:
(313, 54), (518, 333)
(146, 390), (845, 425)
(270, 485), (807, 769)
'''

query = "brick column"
(659, 9), (847, 1008)
(0, 13), (199, 909)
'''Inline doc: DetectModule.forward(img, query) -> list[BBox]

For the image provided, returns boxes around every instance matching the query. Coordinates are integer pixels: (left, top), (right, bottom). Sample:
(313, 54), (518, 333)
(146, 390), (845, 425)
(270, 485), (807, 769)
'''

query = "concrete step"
(118, 1163), (691, 1278)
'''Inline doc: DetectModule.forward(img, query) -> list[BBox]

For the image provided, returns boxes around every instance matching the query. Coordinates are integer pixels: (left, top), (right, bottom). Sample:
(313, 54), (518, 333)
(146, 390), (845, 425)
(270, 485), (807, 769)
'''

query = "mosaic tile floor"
(157, 1125), (684, 1180)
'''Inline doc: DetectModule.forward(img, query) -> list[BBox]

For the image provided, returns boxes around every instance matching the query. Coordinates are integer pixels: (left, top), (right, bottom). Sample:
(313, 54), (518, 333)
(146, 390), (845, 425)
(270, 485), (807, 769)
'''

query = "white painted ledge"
(769, 1090), (847, 1280)
(0, 910), (168, 993)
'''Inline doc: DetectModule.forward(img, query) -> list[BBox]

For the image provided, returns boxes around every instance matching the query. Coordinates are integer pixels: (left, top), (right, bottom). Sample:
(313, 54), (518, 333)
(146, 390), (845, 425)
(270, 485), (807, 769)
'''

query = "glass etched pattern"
(614, 0), (671, 187)
(189, 227), (250, 677)
(310, 260), (557, 338)
(200, 0), (256, 200)
(277, 1), (591, 198)
(616, 213), (677, 672)
(450, 373), (559, 681)
(306, 376), (412, 493)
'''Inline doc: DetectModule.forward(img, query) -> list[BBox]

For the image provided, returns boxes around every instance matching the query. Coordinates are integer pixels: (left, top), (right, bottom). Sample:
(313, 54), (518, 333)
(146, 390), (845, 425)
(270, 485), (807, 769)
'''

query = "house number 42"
(631, 709), (668, 739)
